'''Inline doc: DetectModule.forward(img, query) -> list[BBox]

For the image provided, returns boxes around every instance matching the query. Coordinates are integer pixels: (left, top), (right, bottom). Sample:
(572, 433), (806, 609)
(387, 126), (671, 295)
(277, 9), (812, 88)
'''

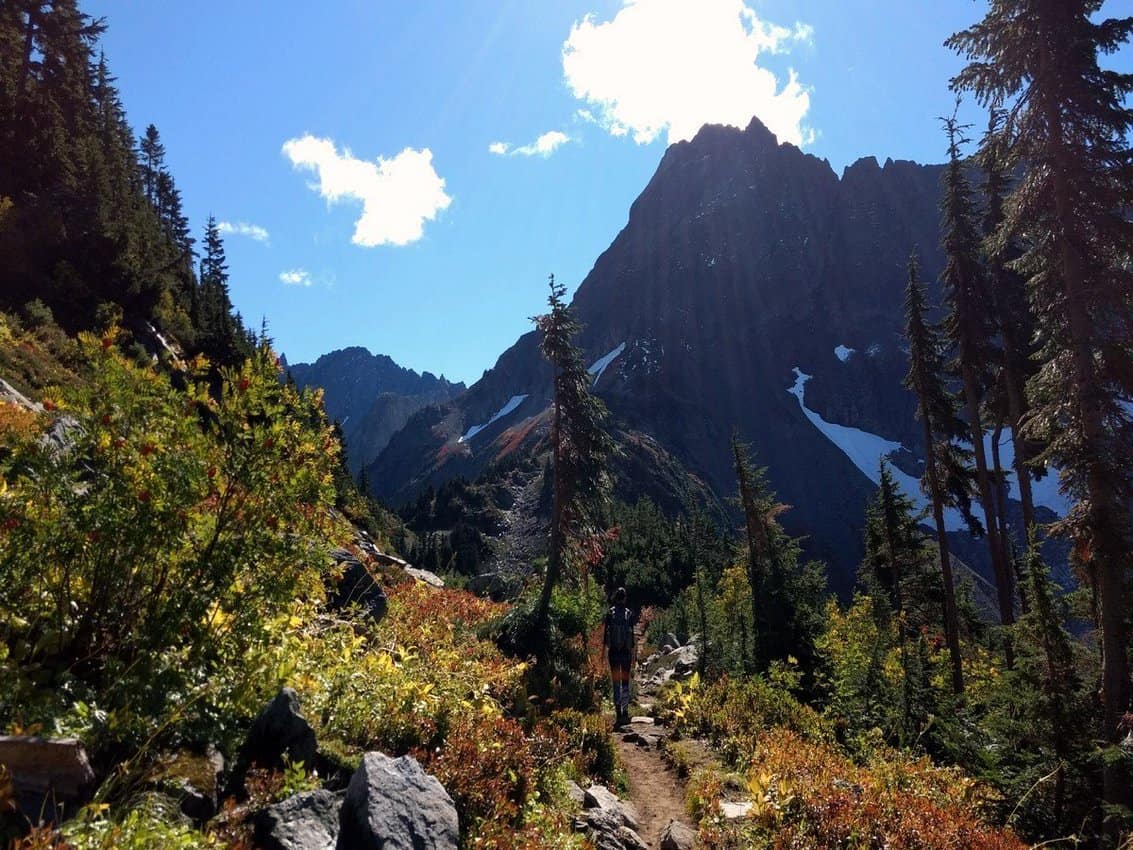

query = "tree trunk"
(535, 367), (564, 634)
(960, 366), (1016, 666)
(1049, 150), (1130, 815)
(991, 419), (1027, 615)
(922, 419), (965, 695)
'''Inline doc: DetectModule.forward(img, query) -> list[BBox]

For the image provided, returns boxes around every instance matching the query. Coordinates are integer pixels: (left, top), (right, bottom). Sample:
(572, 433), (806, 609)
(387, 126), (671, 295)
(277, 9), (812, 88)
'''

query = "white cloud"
(281, 135), (451, 247)
(562, 0), (814, 147)
(488, 130), (571, 158)
(217, 220), (270, 244)
(279, 269), (313, 287)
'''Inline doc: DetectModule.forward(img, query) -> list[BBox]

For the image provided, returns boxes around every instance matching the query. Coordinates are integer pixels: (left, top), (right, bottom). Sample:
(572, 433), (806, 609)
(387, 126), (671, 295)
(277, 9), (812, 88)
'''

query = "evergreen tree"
(139, 123), (165, 206)
(903, 252), (967, 694)
(939, 113), (1017, 649)
(949, 0), (1133, 813)
(731, 434), (825, 673)
(532, 275), (614, 635)
(978, 109), (1040, 541)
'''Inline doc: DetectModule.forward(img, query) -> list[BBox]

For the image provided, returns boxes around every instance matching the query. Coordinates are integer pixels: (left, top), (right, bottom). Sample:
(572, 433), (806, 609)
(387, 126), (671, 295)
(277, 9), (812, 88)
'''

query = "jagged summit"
(288, 347), (465, 474)
(364, 121), (1027, 594)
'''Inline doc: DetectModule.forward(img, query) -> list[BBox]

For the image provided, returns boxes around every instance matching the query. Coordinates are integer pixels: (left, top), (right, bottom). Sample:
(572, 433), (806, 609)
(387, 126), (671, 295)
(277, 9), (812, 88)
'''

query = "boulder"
(404, 566), (445, 588)
(659, 819), (697, 850)
(242, 688), (317, 772)
(0, 736), (94, 821)
(641, 645), (700, 690)
(339, 753), (458, 850)
(254, 789), (341, 850)
(467, 572), (516, 600)
(661, 633), (681, 650)
(328, 550), (388, 624)
(584, 784), (639, 831)
(574, 808), (649, 850)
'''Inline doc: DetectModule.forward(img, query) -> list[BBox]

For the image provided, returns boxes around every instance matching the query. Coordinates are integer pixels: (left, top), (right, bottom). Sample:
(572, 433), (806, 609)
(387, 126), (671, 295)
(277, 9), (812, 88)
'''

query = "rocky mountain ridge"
(365, 117), (1050, 595)
(285, 347), (465, 474)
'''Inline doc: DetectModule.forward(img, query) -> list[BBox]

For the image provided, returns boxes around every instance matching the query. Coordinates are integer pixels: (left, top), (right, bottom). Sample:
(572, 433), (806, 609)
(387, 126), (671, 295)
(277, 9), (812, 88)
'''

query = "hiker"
(604, 587), (638, 727)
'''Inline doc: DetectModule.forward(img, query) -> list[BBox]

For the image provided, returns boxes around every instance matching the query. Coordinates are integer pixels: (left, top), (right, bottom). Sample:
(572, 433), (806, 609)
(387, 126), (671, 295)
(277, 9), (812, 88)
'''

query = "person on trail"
(604, 587), (638, 728)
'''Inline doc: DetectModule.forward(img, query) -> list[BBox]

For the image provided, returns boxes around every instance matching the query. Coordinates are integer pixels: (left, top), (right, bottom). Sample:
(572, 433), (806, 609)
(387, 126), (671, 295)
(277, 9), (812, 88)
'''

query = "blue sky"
(86, 0), (1133, 384)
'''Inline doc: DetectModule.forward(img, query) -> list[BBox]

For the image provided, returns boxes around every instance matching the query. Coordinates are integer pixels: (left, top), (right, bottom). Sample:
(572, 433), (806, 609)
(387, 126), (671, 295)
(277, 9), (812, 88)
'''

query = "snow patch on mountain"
(458, 394), (528, 443)
(788, 367), (1077, 534)
(588, 342), (626, 385)
(834, 344), (855, 362)
(788, 368), (971, 531)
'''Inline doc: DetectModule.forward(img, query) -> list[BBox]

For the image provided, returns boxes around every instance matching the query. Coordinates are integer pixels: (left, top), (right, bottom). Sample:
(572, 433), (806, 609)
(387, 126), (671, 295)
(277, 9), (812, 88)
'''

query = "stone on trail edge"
(339, 752), (458, 850)
(659, 819), (697, 850)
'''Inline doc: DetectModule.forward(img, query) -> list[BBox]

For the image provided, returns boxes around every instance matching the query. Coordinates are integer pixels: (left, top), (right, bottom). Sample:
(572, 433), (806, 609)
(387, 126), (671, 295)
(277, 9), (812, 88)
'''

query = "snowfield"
(787, 368), (1072, 532)
(458, 394), (528, 443)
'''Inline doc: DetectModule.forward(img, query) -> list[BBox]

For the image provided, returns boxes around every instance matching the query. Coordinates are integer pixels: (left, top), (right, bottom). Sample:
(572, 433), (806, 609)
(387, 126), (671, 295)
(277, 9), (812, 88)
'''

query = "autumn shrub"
(728, 729), (1023, 850)
(540, 708), (619, 783)
(421, 713), (534, 836)
(0, 334), (338, 752)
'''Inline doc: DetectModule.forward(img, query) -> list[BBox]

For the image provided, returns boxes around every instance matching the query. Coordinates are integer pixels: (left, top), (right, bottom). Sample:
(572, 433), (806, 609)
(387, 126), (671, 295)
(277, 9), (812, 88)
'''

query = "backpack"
(608, 606), (633, 653)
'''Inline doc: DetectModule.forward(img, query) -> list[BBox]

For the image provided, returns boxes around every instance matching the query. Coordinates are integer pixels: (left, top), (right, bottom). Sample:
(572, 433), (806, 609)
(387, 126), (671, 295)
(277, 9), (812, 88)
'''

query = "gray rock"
(584, 785), (639, 831)
(243, 688), (317, 771)
(254, 789), (341, 850)
(660, 819), (697, 850)
(564, 779), (586, 806)
(404, 566), (445, 588)
(661, 633), (681, 650)
(578, 808), (648, 850)
(328, 550), (388, 624)
(339, 752), (458, 850)
(0, 736), (94, 820)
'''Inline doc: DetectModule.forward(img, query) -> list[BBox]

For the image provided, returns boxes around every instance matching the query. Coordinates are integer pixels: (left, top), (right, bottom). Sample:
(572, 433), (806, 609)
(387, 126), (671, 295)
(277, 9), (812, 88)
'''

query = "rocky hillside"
(367, 117), (1059, 596)
(286, 347), (464, 474)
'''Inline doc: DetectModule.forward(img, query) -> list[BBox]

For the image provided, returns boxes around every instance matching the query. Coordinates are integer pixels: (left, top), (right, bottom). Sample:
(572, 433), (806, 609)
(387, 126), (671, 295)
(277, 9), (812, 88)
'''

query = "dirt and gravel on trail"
(612, 719), (692, 849)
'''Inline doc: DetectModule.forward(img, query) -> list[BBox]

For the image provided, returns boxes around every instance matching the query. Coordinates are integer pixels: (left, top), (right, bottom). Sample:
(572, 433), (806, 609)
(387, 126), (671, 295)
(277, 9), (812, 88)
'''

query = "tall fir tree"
(903, 252), (967, 694)
(940, 113), (1017, 650)
(978, 109), (1040, 541)
(732, 434), (825, 674)
(949, 0), (1133, 815)
(532, 275), (614, 635)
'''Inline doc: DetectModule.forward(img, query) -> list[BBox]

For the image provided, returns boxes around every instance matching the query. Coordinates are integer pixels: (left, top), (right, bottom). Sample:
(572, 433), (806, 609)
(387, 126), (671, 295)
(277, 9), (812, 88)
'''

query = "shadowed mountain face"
(367, 117), (956, 595)
(286, 347), (464, 474)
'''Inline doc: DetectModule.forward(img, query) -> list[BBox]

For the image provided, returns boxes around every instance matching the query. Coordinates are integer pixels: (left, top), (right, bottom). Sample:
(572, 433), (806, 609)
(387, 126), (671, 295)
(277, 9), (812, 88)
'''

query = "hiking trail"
(612, 718), (691, 848)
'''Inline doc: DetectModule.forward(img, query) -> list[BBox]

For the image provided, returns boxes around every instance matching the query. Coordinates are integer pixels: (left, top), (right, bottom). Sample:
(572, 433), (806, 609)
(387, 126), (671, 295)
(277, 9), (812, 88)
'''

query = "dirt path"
(613, 721), (690, 848)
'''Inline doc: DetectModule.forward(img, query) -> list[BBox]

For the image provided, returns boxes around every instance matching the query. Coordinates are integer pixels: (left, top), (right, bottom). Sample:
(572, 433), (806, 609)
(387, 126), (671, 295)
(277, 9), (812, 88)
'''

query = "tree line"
(0, 0), (255, 364)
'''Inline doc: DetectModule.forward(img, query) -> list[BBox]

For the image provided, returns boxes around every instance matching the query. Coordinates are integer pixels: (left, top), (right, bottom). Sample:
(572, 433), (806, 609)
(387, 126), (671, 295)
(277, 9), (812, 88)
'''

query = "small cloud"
(281, 135), (452, 247)
(562, 0), (814, 147)
(217, 220), (270, 244)
(279, 269), (313, 287)
(488, 130), (571, 159)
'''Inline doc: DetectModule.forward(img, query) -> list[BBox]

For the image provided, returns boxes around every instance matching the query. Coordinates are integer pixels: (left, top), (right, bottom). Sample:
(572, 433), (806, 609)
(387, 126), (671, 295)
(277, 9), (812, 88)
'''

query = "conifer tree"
(532, 275), (613, 634)
(139, 123), (165, 206)
(903, 253), (966, 694)
(732, 434), (824, 673)
(949, 0), (1133, 811)
(978, 110), (1039, 540)
(940, 114), (1016, 648)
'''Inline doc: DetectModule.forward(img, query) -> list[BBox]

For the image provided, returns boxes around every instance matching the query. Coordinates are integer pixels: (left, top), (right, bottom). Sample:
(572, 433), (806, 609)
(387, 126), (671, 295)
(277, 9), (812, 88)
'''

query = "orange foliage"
(740, 730), (1025, 850)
